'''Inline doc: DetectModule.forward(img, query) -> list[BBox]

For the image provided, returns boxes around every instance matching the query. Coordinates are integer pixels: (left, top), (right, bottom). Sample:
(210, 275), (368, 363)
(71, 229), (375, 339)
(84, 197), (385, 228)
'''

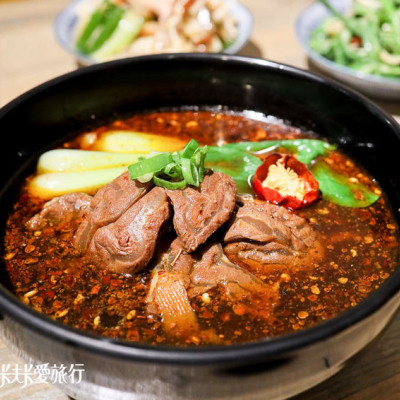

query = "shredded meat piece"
(188, 242), (279, 320)
(146, 239), (279, 340)
(147, 269), (201, 341)
(224, 201), (323, 273)
(26, 193), (92, 230)
(146, 238), (193, 315)
(154, 238), (193, 279)
(146, 239), (220, 343)
(74, 171), (151, 253)
(152, 270), (199, 335)
(166, 171), (236, 252)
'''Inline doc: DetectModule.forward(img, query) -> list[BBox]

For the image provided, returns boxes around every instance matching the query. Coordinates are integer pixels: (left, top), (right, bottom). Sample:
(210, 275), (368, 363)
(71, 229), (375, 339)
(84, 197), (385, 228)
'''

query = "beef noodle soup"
(3, 110), (399, 346)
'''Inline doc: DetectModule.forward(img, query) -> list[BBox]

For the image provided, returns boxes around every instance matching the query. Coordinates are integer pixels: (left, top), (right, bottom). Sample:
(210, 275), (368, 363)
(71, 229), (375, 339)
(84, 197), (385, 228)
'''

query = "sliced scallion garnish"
(179, 139), (199, 159)
(127, 139), (208, 190)
(128, 152), (173, 179)
(153, 176), (188, 190)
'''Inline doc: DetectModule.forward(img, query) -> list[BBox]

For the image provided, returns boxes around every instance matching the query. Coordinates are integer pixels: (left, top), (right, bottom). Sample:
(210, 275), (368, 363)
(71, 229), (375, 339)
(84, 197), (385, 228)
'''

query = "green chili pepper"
(221, 139), (336, 165)
(91, 10), (145, 60)
(311, 161), (379, 208)
(205, 146), (262, 194)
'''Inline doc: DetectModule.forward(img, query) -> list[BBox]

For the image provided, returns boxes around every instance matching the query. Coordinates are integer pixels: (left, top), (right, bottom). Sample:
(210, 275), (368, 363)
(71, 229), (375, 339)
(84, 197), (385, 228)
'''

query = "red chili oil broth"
(2, 110), (399, 346)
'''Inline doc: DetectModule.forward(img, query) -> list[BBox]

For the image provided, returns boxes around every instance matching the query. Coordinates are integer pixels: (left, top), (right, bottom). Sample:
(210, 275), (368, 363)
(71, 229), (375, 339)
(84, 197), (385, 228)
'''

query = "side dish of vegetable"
(310, 0), (400, 78)
(29, 130), (379, 209)
(74, 0), (238, 61)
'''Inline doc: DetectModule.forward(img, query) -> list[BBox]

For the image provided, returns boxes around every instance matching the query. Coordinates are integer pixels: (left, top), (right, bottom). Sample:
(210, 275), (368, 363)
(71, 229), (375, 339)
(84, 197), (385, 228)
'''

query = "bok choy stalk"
(29, 167), (126, 200)
(37, 149), (144, 173)
(93, 131), (187, 153)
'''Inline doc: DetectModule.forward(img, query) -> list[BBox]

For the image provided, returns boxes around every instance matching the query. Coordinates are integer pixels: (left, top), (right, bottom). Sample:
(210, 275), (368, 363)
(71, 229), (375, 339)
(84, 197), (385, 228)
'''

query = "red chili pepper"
(252, 153), (319, 210)
(350, 36), (362, 47)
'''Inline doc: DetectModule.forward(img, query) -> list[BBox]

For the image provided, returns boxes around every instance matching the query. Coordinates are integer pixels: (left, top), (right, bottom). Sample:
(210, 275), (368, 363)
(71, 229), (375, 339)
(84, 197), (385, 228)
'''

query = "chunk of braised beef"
(166, 172), (237, 252)
(26, 192), (92, 231)
(223, 201), (323, 273)
(74, 171), (151, 253)
(87, 186), (170, 275)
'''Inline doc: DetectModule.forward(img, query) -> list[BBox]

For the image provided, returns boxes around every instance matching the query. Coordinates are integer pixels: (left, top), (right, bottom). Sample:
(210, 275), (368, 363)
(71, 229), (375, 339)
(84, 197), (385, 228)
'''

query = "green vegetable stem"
(76, 0), (125, 55)
(318, 0), (358, 35)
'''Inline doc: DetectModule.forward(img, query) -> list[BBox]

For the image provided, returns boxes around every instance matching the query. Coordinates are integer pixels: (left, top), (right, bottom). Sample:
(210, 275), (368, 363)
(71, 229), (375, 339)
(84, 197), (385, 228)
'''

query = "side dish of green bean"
(310, 0), (400, 78)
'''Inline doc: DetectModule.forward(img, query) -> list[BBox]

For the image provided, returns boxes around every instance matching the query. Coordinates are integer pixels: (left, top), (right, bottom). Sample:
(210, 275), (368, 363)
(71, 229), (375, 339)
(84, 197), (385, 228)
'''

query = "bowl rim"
(53, 0), (254, 65)
(0, 53), (400, 365)
(295, 0), (400, 87)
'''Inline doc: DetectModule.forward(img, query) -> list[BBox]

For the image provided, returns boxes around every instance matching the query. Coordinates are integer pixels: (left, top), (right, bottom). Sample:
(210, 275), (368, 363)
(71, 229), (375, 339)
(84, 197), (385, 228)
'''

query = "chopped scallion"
(179, 139), (200, 159)
(127, 139), (208, 190)
(128, 152), (173, 179)
(153, 176), (188, 190)
(181, 158), (199, 186)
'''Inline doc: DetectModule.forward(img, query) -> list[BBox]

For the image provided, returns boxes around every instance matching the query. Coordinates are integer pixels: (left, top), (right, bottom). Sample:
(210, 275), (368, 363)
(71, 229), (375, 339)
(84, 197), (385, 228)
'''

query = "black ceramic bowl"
(0, 54), (399, 400)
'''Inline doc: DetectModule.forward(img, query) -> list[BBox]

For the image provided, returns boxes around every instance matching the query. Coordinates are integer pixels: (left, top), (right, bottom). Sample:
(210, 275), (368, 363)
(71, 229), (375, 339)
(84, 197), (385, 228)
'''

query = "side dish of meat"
(3, 111), (399, 346)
